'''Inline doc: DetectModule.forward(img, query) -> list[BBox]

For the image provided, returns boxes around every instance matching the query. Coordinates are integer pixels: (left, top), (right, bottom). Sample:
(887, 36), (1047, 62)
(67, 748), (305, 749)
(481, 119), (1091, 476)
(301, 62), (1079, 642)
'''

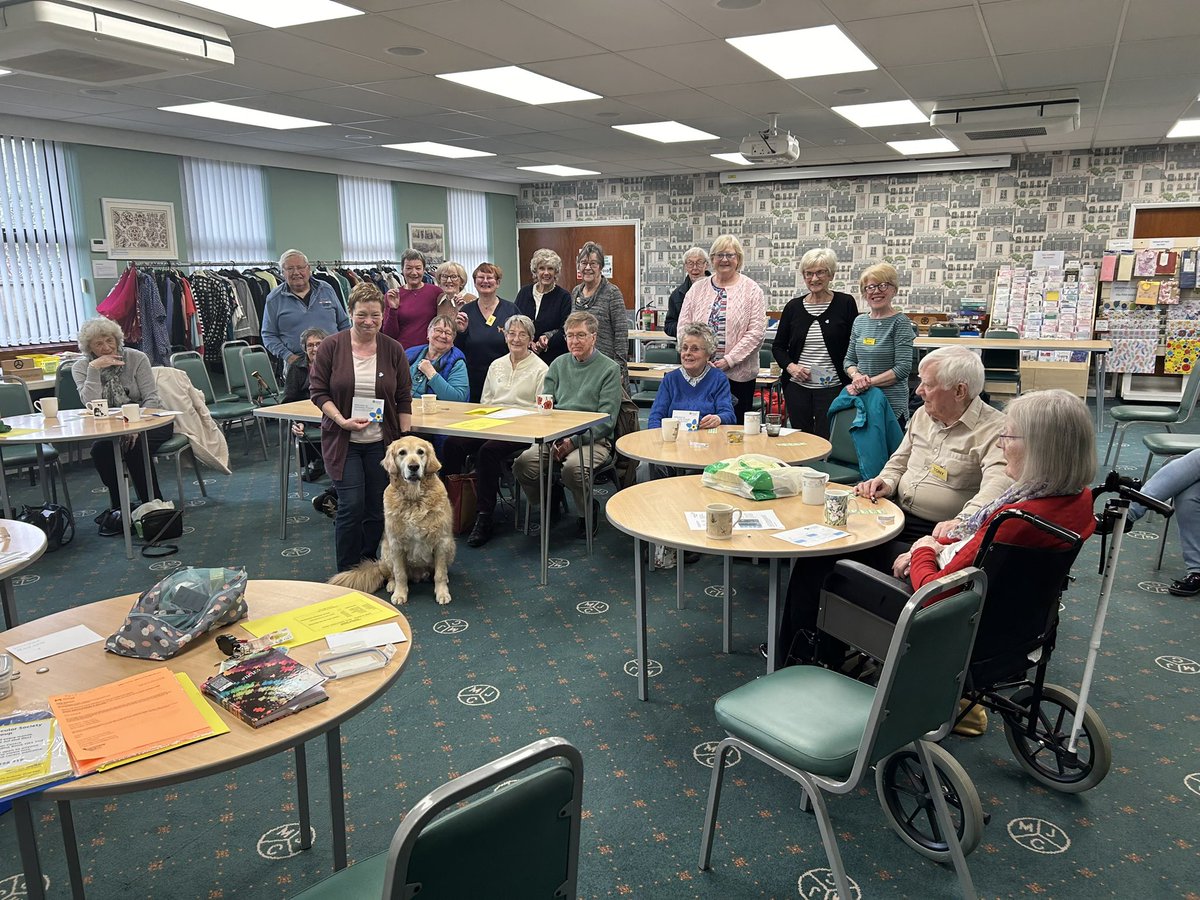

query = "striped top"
(795, 300), (837, 389)
(844, 312), (915, 422)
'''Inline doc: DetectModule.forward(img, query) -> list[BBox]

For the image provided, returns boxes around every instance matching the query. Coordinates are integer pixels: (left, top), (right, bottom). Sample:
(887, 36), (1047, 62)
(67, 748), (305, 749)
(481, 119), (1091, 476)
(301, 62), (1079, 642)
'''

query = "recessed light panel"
(172, 1), (362, 28)
(518, 165), (601, 177)
(0, 68), (10, 77)
(888, 138), (959, 155)
(613, 121), (719, 143)
(727, 25), (876, 80)
(383, 142), (495, 159)
(159, 102), (328, 130)
(1167, 119), (1200, 139)
(437, 67), (601, 104)
(831, 99), (928, 128)
(711, 152), (753, 166)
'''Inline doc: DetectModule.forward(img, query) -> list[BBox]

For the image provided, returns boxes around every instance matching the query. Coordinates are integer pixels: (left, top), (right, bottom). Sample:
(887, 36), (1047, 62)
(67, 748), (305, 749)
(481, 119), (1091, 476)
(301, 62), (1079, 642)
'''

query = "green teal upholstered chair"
(928, 323), (961, 337)
(292, 737), (583, 900)
(699, 568), (987, 900)
(1103, 371), (1200, 468)
(220, 339), (250, 401)
(808, 406), (860, 484)
(981, 327), (1021, 394)
(0, 378), (72, 511)
(170, 351), (267, 458)
(631, 346), (680, 408)
(1139, 432), (1200, 569)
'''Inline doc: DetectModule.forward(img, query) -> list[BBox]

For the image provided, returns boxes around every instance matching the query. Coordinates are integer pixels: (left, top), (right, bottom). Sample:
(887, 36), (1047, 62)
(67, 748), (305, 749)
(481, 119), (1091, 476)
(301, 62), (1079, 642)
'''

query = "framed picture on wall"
(102, 198), (178, 260)
(408, 223), (445, 267)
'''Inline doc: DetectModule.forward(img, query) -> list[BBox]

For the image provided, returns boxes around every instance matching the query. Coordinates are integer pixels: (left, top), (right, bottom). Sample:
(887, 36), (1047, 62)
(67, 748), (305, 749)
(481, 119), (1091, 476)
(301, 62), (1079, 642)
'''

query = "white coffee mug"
(824, 489), (856, 527)
(743, 411), (762, 435)
(420, 393), (437, 414)
(536, 393), (554, 414)
(86, 398), (109, 417)
(801, 471), (829, 505)
(34, 397), (59, 418)
(121, 403), (141, 422)
(661, 418), (680, 442)
(706, 502), (742, 540)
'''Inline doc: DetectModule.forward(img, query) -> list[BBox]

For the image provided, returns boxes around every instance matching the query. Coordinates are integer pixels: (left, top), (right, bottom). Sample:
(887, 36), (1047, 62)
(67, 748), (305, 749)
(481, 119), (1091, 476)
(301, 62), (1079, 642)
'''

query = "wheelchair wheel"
(1002, 683), (1112, 793)
(876, 743), (984, 862)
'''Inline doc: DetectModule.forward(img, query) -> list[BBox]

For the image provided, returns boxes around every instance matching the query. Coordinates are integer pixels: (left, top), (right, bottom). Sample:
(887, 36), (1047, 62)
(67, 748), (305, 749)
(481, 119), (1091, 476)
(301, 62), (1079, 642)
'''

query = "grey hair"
(427, 315), (458, 336)
(505, 314), (536, 341)
(299, 327), (328, 347)
(678, 322), (717, 357)
(564, 310), (599, 335)
(577, 241), (605, 271)
(278, 249), (308, 269)
(1004, 389), (1095, 494)
(530, 248), (562, 275)
(683, 246), (709, 265)
(799, 247), (838, 279)
(77, 317), (124, 356)
(401, 248), (426, 267)
(919, 346), (985, 398)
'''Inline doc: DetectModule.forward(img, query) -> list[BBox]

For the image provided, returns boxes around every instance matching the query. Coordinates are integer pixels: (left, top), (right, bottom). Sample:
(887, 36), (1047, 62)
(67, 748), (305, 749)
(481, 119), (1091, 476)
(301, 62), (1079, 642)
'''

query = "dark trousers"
(331, 440), (387, 572)
(729, 377), (757, 425)
(440, 436), (523, 516)
(91, 423), (173, 509)
(774, 511), (938, 668)
(783, 381), (842, 439)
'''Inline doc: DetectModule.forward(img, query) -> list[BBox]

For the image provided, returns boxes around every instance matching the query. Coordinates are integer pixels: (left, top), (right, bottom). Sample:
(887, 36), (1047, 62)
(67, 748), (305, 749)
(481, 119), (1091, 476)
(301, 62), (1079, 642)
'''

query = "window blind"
(180, 157), (271, 263)
(447, 188), (489, 276)
(0, 136), (83, 346)
(338, 175), (396, 262)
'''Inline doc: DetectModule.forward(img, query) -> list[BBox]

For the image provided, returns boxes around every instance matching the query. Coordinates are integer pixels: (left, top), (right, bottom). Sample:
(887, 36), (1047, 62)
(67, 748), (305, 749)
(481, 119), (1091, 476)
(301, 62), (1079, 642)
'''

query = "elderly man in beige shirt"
(774, 345), (1011, 668)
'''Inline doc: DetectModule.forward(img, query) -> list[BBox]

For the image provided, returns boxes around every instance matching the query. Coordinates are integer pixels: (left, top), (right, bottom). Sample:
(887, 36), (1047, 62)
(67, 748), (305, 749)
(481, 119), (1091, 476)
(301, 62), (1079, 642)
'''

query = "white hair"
(278, 249), (308, 269)
(919, 346), (985, 398)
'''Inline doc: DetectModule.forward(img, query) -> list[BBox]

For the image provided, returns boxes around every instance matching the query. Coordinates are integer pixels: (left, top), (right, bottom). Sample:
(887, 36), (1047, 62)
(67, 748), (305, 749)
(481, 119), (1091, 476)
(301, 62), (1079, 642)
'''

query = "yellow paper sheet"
(447, 417), (506, 431)
(467, 407), (502, 415)
(96, 673), (229, 772)
(0, 428), (40, 439)
(0, 720), (57, 787)
(240, 592), (396, 647)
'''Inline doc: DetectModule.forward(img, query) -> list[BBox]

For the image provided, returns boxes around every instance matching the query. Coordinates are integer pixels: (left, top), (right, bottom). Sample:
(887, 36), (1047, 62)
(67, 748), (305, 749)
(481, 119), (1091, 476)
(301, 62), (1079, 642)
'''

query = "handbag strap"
(140, 510), (182, 558)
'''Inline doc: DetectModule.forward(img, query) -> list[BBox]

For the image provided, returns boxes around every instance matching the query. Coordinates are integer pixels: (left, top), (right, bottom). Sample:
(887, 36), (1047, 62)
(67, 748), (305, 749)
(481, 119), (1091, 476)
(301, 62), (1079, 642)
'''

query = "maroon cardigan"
(308, 330), (412, 480)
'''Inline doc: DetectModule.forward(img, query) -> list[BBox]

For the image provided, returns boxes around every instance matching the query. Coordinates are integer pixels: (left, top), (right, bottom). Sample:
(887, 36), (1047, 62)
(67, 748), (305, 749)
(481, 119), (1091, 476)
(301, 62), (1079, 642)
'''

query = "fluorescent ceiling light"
(0, 68), (10, 77)
(711, 152), (753, 166)
(727, 25), (876, 79)
(719, 154), (1012, 184)
(613, 121), (719, 143)
(518, 165), (600, 177)
(171, 0), (361, 28)
(832, 100), (928, 128)
(888, 138), (959, 155)
(383, 142), (496, 159)
(1167, 118), (1200, 138)
(437, 67), (600, 104)
(159, 102), (328, 130)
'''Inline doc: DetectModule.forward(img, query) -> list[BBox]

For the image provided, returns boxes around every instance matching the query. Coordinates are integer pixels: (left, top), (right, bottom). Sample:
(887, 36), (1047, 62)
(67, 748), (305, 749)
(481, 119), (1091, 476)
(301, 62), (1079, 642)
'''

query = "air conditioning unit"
(0, 0), (235, 84)
(931, 95), (1080, 142)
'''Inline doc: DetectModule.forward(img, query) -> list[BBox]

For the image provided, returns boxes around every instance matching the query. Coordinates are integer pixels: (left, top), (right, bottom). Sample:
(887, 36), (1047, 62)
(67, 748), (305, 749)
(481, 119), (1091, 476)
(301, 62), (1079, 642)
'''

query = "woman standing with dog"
(309, 282), (412, 572)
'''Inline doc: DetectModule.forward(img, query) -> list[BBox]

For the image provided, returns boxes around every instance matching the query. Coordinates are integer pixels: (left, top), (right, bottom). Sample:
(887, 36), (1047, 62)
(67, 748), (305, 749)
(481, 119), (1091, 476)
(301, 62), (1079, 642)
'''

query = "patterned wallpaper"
(516, 142), (1200, 314)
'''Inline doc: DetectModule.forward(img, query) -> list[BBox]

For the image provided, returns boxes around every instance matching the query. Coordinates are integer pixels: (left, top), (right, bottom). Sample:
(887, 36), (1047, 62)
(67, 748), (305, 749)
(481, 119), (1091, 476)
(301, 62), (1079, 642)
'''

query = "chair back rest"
(643, 347), (680, 365)
(221, 340), (250, 398)
(171, 351), (216, 404)
(928, 324), (960, 337)
(383, 737), (582, 900)
(1175, 371), (1200, 424)
(0, 379), (34, 416)
(241, 349), (280, 405)
(860, 569), (986, 769)
(827, 406), (858, 465)
(55, 366), (84, 410)
(981, 328), (1020, 370)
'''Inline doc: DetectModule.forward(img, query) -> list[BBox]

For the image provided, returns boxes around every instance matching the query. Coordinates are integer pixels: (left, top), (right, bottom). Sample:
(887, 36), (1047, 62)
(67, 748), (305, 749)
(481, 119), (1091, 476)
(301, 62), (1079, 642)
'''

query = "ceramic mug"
(743, 411), (761, 435)
(536, 393), (554, 414)
(121, 403), (141, 422)
(661, 418), (680, 442)
(420, 393), (437, 414)
(34, 397), (59, 418)
(706, 503), (742, 540)
(824, 489), (857, 527)
(801, 471), (829, 505)
(85, 398), (109, 418)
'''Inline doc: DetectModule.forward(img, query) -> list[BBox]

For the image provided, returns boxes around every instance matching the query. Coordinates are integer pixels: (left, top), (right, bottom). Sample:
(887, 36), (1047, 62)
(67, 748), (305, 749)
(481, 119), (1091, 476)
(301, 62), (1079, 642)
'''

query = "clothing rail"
(121, 259), (401, 268)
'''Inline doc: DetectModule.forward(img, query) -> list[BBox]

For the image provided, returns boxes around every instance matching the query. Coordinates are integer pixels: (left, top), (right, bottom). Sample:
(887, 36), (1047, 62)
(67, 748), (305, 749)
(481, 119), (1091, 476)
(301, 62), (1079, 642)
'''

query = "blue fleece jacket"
(406, 344), (469, 402)
(828, 386), (904, 480)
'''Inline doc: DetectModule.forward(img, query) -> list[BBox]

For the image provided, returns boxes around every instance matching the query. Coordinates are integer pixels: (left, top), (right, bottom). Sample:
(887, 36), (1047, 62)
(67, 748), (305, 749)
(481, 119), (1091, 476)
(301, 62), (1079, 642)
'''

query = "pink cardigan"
(678, 274), (767, 383)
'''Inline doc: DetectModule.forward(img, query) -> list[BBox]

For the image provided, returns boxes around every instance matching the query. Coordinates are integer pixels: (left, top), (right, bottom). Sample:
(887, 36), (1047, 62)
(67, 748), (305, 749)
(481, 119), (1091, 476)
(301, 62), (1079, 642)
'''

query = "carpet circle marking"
(187, 498), (207, 507)
(256, 823), (316, 860)
(285, 515), (310, 524)
(1184, 773), (1200, 797)
(547, 557), (570, 569)
(624, 658), (662, 678)
(1007, 817), (1070, 854)
(577, 600), (609, 615)
(1127, 530), (1158, 540)
(1155, 655), (1200, 674)
(693, 741), (741, 769)
(281, 547), (311, 558)
(1138, 581), (1171, 594)
(148, 560), (182, 572)
(0, 874), (51, 898)
(796, 868), (861, 900)
(433, 618), (469, 635)
(11, 575), (38, 587)
(72, 509), (98, 519)
(704, 584), (737, 598)
(458, 684), (499, 706)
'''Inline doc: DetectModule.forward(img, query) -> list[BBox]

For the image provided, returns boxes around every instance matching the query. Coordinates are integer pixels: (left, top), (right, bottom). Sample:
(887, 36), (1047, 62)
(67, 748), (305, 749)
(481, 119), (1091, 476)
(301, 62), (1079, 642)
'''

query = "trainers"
(654, 546), (677, 570)
(1168, 572), (1200, 596)
(312, 489), (337, 519)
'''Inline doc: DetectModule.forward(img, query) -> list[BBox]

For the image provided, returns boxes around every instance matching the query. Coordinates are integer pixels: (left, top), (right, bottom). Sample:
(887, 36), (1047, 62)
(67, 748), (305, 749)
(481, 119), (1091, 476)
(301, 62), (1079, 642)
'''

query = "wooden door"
(1132, 206), (1200, 238)
(517, 223), (638, 309)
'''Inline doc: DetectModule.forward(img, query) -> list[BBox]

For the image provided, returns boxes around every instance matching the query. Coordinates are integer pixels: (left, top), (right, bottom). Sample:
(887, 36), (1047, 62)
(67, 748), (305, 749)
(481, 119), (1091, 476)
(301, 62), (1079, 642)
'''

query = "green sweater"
(543, 350), (622, 442)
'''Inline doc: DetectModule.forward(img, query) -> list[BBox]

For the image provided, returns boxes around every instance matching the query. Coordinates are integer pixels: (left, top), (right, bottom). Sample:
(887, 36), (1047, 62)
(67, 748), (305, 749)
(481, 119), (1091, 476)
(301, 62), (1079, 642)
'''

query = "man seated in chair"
(513, 311), (622, 539)
(774, 346), (1011, 668)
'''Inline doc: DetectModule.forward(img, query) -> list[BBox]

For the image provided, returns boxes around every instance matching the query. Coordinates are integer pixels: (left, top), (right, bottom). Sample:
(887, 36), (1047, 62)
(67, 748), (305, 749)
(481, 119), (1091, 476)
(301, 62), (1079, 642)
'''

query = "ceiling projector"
(739, 116), (800, 164)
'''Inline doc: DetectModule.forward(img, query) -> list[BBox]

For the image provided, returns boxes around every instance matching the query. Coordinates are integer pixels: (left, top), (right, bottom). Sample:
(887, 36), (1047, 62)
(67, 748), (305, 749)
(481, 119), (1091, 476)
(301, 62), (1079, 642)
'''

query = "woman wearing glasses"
(677, 235), (767, 424)
(434, 261), (476, 326)
(843, 262), (915, 427)
(772, 248), (858, 438)
(571, 241), (628, 388)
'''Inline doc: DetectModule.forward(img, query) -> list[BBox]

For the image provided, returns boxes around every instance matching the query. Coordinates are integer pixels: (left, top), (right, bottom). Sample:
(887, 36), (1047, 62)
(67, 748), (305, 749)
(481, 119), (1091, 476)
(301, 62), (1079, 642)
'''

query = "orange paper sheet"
(49, 668), (213, 773)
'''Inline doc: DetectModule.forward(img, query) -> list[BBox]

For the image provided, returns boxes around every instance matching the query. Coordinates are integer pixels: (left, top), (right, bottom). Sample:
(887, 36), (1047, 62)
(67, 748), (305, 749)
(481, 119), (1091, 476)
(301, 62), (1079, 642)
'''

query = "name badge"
(485, 314), (496, 327)
(930, 463), (949, 481)
(863, 337), (876, 345)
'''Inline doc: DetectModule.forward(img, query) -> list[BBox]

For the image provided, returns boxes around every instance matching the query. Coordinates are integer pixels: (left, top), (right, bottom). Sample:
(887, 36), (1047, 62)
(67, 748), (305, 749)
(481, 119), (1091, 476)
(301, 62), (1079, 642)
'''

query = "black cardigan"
(514, 282), (572, 362)
(772, 291), (859, 384)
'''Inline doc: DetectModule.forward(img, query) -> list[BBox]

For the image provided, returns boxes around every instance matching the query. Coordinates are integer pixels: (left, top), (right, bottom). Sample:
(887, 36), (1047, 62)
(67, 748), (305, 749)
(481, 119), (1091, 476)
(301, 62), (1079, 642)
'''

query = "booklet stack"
(203, 649), (327, 728)
(0, 712), (74, 802)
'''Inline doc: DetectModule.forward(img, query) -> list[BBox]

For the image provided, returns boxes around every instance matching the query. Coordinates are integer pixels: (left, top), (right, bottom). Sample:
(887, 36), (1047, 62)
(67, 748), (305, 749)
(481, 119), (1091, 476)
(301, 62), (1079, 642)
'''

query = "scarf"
(948, 480), (1051, 542)
(98, 358), (131, 407)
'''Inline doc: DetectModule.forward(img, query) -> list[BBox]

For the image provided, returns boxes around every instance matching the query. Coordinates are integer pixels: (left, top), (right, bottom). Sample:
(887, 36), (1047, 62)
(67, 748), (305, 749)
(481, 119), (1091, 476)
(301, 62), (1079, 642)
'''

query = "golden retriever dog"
(329, 435), (455, 606)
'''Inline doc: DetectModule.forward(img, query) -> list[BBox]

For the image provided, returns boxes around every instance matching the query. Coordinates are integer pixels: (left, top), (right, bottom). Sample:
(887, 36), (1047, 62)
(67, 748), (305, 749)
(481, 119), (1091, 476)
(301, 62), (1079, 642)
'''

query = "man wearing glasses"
(263, 249), (350, 370)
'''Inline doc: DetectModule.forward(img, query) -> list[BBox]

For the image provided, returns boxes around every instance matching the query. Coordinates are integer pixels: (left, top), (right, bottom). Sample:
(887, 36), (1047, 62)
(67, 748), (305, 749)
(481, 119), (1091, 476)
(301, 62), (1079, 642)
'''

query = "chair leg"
(914, 740), (977, 899)
(1103, 422), (1119, 466)
(1157, 514), (1171, 570)
(698, 738), (735, 871)
(295, 437), (307, 502)
(54, 460), (71, 513)
(1143, 453), (1154, 483)
(189, 449), (207, 498)
(1110, 423), (1127, 468)
(257, 417), (269, 460)
(173, 452), (186, 510)
(798, 778), (855, 900)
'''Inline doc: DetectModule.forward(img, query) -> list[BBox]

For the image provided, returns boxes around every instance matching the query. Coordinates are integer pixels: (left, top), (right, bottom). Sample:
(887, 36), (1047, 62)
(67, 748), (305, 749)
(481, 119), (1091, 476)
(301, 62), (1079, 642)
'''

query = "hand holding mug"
(418, 358), (437, 379)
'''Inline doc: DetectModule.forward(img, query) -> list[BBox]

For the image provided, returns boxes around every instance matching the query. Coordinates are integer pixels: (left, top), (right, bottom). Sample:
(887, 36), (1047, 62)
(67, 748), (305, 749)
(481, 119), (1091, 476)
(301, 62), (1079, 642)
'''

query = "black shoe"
(98, 509), (122, 536)
(467, 513), (494, 548)
(576, 500), (600, 539)
(302, 461), (325, 482)
(312, 489), (337, 519)
(94, 508), (114, 525)
(1168, 572), (1200, 596)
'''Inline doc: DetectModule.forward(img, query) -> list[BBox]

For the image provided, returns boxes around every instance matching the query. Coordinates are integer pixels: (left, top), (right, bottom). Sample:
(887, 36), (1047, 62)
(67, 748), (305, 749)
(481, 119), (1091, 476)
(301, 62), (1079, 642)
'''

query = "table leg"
(57, 800), (86, 899)
(676, 547), (685, 610)
(1, 576), (18, 629)
(114, 437), (133, 560)
(634, 537), (648, 702)
(278, 420), (291, 541)
(1095, 351), (1107, 433)
(767, 558), (781, 674)
(13, 797), (46, 900)
(294, 743), (313, 851)
(722, 556), (732, 654)
(584, 438), (594, 556)
(326, 727), (347, 870)
(539, 441), (549, 586)
(34, 446), (51, 505)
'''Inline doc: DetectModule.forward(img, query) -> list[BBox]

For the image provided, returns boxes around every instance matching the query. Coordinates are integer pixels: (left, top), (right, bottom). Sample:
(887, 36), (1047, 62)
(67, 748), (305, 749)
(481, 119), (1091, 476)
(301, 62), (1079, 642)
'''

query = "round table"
(616, 424), (831, 470)
(0, 410), (175, 559)
(605, 476), (903, 700)
(1, 580), (411, 899)
(0, 519), (48, 628)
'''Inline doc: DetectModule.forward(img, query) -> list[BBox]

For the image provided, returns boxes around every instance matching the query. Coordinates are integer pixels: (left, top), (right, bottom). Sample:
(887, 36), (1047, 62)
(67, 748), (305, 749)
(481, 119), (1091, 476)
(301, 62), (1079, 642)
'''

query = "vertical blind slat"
(338, 175), (395, 262)
(181, 157), (270, 264)
(447, 188), (488, 277)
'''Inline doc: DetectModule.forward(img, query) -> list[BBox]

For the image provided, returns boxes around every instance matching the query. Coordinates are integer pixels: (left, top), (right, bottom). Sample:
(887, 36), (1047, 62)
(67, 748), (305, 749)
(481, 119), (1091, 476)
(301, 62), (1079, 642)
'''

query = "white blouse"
(481, 352), (548, 408)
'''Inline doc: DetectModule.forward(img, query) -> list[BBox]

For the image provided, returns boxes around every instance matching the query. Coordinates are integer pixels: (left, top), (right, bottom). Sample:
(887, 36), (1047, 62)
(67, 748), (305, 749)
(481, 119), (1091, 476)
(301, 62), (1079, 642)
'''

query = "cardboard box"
(1, 358), (46, 380)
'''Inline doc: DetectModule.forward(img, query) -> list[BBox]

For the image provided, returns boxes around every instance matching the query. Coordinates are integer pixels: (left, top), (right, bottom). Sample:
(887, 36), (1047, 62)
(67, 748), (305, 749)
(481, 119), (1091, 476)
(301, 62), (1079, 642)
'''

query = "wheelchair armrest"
(817, 560), (914, 661)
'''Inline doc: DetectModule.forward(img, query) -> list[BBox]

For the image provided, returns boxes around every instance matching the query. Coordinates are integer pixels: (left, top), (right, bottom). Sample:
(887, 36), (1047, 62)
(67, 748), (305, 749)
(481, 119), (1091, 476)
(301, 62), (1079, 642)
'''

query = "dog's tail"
(328, 559), (389, 592)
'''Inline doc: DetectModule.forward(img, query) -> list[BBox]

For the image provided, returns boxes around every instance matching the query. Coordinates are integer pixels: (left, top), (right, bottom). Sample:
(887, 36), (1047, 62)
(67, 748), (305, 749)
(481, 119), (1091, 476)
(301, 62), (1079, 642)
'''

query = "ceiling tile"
(1102, 77), (1200, 108)
(291, 85), (443, 119)
(195, 59), (338, 94)
(1096, 124), (1170, 143)
(997, 47), (1114, 89)
(1119, 0), (1200, 40)
(889, 59), (1005, 100)
(534, 54), (685, 98)
(788, 69), (911, 107)
(503, 0), (712, 52)
(137, 75), (266, 102)
(1113, 37), (1200, 79)
(392, 0), (597, 63)
(622, 40), (779, 89)
(657, 0), (830, 35)
(822, 0), (981, 20)
(613, 89), (741, 121)
(700, 81), (823, 119)
(242, 31), (411, 84)
(354, 75), (527, 111)
(845, 7), (990, 66)
(980, 0), (1123, 54)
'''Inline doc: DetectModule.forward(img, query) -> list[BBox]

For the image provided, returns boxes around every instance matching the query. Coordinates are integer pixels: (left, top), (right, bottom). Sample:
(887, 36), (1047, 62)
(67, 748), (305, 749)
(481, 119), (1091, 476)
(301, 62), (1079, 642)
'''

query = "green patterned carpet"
(1, 413), (1197, 899)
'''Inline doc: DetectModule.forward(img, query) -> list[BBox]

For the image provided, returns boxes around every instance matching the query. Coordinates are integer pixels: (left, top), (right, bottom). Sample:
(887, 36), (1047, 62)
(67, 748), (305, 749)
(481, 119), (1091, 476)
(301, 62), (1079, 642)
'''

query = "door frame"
(516, 219), (642, 306)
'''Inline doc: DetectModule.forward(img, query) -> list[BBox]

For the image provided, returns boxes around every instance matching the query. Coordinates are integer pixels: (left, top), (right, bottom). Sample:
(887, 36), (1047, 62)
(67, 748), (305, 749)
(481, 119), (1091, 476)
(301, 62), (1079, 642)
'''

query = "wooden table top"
(0, 410), (174, 443)
(0, 580), (410, 800)
(617, 425), (830, 469)
(605, 475), (903, 558)
(914, 336), (1112, 351)
(629, 330), (675, 342)
(628, 362), (779, 387)
(0, 520), (47, 580)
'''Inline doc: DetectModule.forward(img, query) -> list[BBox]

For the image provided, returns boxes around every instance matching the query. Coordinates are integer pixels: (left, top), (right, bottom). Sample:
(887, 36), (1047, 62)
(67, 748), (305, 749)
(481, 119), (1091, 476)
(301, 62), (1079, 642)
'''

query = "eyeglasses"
(803, 269), (830, 279)
(863, 283), (893, 294)
(429, 328), (455, 337)
(565, 331), (592, 341)
(283, 265), (309, 274)
(439, 273), (461, 282)
(713, 252), (737, 261)
(578, 260), (600, 269)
